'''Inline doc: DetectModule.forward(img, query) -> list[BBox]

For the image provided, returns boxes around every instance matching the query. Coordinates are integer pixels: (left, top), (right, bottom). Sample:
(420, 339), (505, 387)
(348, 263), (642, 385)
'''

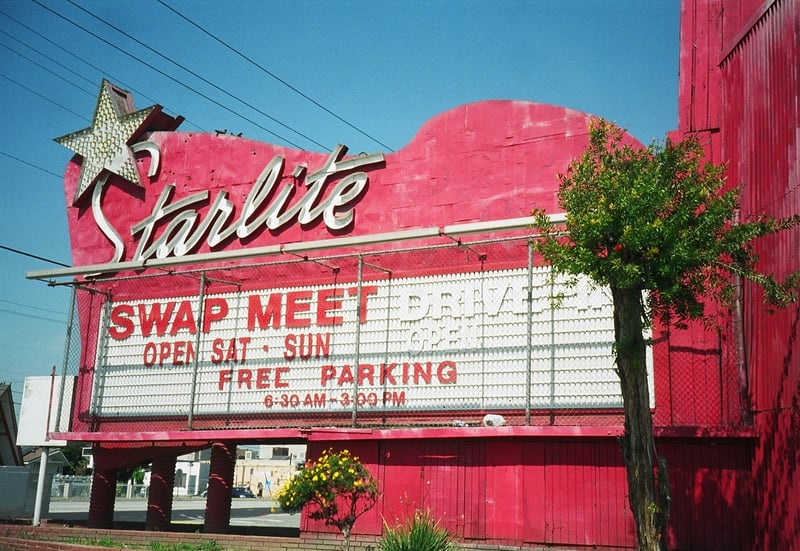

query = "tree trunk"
(341, 525), (351, 551)
(611, 285), (669, 551)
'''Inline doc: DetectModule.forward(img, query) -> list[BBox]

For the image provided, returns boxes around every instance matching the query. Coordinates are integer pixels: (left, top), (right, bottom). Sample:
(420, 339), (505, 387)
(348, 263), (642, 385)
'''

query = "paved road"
(47, 497), (300, 529)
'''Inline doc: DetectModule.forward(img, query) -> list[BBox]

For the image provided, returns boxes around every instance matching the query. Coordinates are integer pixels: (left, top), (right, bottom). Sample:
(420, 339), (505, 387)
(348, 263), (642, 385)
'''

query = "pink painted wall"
(302, 435), (753, 550)
(63, 101), (593, 271)
(62, 96), (747, 435)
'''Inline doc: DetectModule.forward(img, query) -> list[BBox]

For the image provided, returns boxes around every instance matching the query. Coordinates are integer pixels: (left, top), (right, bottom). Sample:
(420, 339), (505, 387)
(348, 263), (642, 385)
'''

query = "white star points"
(55, 80), (159, 206)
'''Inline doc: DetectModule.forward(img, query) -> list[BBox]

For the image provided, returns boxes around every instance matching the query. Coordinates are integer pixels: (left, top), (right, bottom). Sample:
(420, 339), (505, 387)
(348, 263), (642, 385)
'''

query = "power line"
(62, 0), (330, 151)
(0, 28), (97, 96)
(0, 72), (87, 120)
(0, 299), (67, 317)
(0, 41), (91, 99)
(0, 8), (203, 132)
(65, 0), (329, 149)
(30, 0), (307, 149)
(155, 0), (395, 152)
(0, 244), (70, 267)
(0, 308), (66, 324)
(0, 150), (63, 179)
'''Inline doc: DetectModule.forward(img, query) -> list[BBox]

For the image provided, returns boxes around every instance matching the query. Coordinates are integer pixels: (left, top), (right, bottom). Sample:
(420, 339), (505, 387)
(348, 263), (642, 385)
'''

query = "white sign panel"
(17, 376), (74, 446)
(92, 268), (649, 418)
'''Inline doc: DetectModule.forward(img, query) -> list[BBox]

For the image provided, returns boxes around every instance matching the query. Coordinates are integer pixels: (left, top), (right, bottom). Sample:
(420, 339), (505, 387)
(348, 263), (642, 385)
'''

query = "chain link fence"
(48, 233), (663, 433)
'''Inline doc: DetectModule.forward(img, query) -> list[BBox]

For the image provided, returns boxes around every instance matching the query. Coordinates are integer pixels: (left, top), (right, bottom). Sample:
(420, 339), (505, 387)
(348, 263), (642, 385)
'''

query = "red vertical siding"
(666, 6), (738, 427)
(719, 0), (800, 548)
(660, 438), (755, 550)
(677, 0), (724, 133)
(377, 439), (489, 540)
(313, 435), (753, 549)
(522, 441), (547, 542)
(541, 439), (634, 547)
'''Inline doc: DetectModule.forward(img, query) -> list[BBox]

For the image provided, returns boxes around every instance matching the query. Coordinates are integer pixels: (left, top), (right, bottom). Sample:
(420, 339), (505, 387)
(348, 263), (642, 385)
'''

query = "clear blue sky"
(0, 0), (680, 414)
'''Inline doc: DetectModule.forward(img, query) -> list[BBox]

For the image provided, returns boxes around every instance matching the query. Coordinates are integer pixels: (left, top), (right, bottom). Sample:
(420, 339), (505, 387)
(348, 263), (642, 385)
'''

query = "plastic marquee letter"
(237, 369), (253, 389)
(210, 338), (224, 364)
(143, 342), (157, 366)
(321, 365), (336, 386)
(349, 285), (379, 323)
(274, 367), (289, 388)
(316, 288), (344, 326)
(159, 342), (172, 365)
(138, 302), (176, 338)
(438, 360), (457, 383)
(256, 368), (271, 388)
(358, 364), (375, 385)
(203, 297), (229, 333)
(248, 293), (282, 330)
(337, 364), (354, 386)
(285, 291), (313, 327)
(109, 304), (135, 339)
(218, 369), (233, 390)
(170, 301), (197, 335)
(173, 341), (187, 365)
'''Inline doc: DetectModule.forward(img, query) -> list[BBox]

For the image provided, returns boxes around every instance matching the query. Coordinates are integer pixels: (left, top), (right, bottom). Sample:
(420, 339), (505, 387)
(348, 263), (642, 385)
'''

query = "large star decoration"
(55, 80), (162, 206)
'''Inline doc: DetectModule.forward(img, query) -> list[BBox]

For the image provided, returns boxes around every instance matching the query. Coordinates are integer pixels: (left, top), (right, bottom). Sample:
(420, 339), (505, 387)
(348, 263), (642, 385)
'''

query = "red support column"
(146, 455), (177, 531)
(87, 467), (117, 528)
(204, 441), (236, 533)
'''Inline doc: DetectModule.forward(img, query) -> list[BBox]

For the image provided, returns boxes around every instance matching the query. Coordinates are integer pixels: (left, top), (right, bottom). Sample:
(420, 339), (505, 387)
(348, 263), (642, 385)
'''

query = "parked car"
(231, 486), (255, 498)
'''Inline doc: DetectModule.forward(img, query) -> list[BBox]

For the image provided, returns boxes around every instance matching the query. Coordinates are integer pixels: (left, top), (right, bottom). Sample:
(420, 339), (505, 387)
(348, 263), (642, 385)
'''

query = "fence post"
(54, 288), (78, 433)
(549, 277), (556, 419)
(526, 239), (534, 425)
(188, 272), (207, 430)
(90, 294), (113, 422)
(352, 256), (364, 427)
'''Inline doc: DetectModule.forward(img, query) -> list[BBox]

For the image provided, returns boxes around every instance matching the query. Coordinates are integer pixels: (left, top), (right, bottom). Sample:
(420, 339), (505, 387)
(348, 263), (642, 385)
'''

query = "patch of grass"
(63, 535), (119, 547)
(378, 510), (460, 551)
(5, 530), (245, 551)
(149, 540), (225, 551)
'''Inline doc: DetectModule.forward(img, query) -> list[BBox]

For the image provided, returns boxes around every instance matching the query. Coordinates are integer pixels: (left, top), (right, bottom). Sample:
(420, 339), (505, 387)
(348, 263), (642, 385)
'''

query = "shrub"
(275, 448), (379, 551)
(379, 510), (460, 551)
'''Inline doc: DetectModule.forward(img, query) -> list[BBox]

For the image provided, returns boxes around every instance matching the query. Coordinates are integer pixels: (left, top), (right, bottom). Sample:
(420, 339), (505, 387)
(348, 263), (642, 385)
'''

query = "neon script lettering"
(96, 144), (384, 263)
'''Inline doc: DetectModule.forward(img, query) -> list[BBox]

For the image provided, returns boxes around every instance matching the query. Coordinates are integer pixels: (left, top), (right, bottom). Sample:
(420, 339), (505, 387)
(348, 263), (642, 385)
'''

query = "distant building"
(0, 384), (22, 466)
(233, 444), (305, 497)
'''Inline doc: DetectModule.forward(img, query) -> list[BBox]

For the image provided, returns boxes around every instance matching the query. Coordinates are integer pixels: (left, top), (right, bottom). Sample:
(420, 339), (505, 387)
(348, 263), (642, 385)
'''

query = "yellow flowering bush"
(275, 448), (379, 550)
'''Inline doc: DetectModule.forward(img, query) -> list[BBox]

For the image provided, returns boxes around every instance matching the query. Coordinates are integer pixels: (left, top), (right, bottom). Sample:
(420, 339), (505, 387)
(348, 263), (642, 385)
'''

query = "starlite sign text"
(91, 144), (384, 265)
(54, 80), (386, 268)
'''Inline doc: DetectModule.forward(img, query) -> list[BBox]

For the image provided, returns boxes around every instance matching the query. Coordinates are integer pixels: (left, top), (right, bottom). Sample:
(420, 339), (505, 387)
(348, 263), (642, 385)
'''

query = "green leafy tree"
(533, 119), (799, 551)
(61, 443), (90, 475)
(276, 448), (379, 551)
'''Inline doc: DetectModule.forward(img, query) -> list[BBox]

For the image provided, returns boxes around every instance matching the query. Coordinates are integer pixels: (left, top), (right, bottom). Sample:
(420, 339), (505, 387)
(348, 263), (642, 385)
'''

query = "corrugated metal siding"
(720, 0), (800, 548)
